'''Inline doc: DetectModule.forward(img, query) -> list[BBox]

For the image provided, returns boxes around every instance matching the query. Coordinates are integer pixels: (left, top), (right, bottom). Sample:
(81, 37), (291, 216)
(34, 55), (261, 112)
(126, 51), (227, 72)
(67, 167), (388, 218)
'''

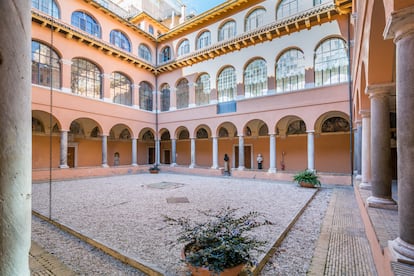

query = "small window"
(148, 25), (154, 35)
(160, 46), (171, 63)
(110, 30), (131, 52)
(177, 40), (190, 57)
(176, 79), (189, 109)
(245, 8), (265, 31)
(218, 21), (236, 41)
(160, 84), (170, 112)
(276, 0), (298, 20)
(71, 11), (101, 38)
(197, 31), (211, 50)
(32, 0), (60, 18)
(138, 44), (152, 62)
(31, 41), (61, 89)
(139, 81), (153, 111)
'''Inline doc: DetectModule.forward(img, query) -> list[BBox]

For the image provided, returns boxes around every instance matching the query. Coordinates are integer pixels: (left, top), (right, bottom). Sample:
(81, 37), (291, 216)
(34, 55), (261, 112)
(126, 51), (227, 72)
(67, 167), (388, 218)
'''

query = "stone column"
(268, 134), (277, 173)
(238, 135), (245, 170)
(367, 84), (396, 207)
(359, 110), (372, 189)
(101, 135), (109, 167)
(189, 138), (196, 168)
(212, 136), (219, 169)
(155, 138), (160, 165)
(171, 138), (177, 166)
(354, 121), (362, 179)
(307, 131), (315, 171)
(0, 0), (31, 273)
(131, 138), (137, 166)
(59, 130), (69, 168)
(385, 6), (414, 263)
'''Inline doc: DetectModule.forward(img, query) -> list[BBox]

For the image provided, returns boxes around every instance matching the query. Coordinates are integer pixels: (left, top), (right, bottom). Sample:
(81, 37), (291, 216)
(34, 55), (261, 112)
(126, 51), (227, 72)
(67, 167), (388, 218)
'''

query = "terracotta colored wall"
(315, 133), (351, 173)
(32, 135), (60, 169)
(76, 139), (101, 167)
(276, 136), (308, 171)
(195, 139), (212, 167)
(108, 141), (132, 166)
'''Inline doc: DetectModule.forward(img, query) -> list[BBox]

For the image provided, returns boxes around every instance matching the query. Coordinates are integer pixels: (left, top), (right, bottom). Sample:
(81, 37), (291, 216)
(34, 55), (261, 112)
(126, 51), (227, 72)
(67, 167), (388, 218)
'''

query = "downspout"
(155, 41), (159, 165)
(347, 13), (354, 187)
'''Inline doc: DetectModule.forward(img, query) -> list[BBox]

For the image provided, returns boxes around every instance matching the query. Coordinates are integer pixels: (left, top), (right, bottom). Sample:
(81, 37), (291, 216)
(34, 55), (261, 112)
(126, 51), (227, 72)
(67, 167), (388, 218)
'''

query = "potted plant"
(293, 169), (321, 188)
(149, 164), (160, 174)
(163, 207), (272, 275)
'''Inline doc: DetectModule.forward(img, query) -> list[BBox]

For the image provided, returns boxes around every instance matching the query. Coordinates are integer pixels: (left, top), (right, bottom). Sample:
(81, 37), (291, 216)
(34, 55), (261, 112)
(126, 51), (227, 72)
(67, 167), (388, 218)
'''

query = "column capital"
(366, 83), (395, 98)
(359, 109), (370, 118)
(384, 5), (414, 42)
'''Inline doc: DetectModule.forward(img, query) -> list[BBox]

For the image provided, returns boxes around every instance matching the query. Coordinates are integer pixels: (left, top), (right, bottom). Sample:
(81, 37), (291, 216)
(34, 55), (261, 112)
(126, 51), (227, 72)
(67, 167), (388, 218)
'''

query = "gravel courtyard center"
(32, 173), (317, 274)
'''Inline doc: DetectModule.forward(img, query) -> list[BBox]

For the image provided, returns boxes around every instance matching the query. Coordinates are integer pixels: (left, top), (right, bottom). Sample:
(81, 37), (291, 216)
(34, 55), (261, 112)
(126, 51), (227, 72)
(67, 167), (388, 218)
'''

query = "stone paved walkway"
(309, 187), (377, 276)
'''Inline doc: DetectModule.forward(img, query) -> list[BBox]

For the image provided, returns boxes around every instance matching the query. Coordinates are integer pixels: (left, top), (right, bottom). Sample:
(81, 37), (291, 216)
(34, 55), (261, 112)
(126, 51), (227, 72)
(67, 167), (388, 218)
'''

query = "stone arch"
(276, 115), (307, 137)
(32, 110), (61, 134)
(216, 122), (237, 138)
(243, 119), (269, 137)
(315, 111), (350, 134)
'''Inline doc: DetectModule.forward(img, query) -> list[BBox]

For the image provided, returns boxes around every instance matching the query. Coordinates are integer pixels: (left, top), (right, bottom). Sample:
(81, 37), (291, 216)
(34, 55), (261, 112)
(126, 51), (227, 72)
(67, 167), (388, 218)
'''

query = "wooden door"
(148, 147), (155, 164)
(164, 150), (171, 164)
(67, 147), (75, 168)
(234, 146), (252, 169)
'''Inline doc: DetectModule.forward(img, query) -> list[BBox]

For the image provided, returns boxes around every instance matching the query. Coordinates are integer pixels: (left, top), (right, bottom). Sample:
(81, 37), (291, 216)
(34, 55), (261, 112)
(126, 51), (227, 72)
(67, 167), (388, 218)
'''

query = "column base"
(367, 196), (398, 210)
(267, 168), (277, 173)
(59, 164), (69, 169)
(389, 238), (414, 265)
(102, 164), (109, 168)
(355, 174), (362, 180)
(359, 182), (372, 190)
(170, 163), (177, 167)
(238, 166), (245, 171)
(131, 163), (138, 167)
(189, 164), (195, 169)
(211, 165), (219, 169)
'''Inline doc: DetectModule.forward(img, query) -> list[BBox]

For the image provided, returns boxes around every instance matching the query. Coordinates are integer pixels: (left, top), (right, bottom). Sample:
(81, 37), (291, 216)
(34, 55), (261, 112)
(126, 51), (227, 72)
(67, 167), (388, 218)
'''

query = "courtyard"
(32, 173), (325, 275)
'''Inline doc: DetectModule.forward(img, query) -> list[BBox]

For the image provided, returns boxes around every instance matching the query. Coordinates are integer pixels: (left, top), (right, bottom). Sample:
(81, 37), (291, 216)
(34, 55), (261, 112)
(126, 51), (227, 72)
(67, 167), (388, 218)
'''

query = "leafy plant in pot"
(293, 169), (321, 188)
(163, 207), (272, 275)
(148, 164), (160, 174)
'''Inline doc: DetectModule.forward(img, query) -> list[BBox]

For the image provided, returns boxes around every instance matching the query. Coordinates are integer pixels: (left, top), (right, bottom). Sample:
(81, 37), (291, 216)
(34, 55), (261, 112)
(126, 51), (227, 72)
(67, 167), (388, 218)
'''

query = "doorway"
(164, 150), (171, 164)
(67, 147), (75, 168)
(148, 147), (155, 164)
(234, 146), (252, 169)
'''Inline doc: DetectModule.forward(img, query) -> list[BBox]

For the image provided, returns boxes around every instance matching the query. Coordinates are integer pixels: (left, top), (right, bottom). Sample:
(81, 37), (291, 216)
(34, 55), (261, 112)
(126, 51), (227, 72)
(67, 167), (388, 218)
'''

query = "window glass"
(176, 79), (189, 109)
(32, 0), (60, 18)
(197, 31), (211, 50)
(71, 11), (101, 38)
(71, 58), (102, 99)
(177, 40), (190, 57)
(276, 49), (305, 92)
(244, 59), (267, 98)
(31, 41), (61, 89)
(138, 44), (152, 62)
(160, 84), (170, 112)
(276, 0), (298, 19)
(110, 30), (131, 52)
(314, 38), (348, 86)
(217, 67), (236, 102)
(218, 21), (236, 41)
(245, 8), (265, 31)
(160, 46), (171, 63)
(195, 74), (210, 106)
(110, 72), (132, 106)
(139, 81), (153, 111)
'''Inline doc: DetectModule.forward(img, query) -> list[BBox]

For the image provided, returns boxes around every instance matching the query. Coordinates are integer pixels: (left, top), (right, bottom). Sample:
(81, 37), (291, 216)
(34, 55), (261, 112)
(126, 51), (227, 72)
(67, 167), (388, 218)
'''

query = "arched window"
(110, 30), (131, 52)
(197, 31), (211, 50)
(139, 81), (153, 111)
(71, 58), (102, 99)
(276, 0), (298, 20)
(218, 20), (236, 41)
(245, 8), (265, 31)
(195, 74), (210, 106)
(138, 44), (152, 62)
(110, 72), (132, 106)
(176, 79), (189, 109)
(276, 49), (305, 92)
(71, 11), (101, 38)
(160, 46), (171, 63)
(314, 38), (348, 86)
(160, 84), (170, 112)
(148, 25), (154, 35)
(244, 59), (267, 98)
(32, 0), (60, 18)
(177, 40), (190, 57)
(217, 67), (236, 102)
(31, 41), (61, 89)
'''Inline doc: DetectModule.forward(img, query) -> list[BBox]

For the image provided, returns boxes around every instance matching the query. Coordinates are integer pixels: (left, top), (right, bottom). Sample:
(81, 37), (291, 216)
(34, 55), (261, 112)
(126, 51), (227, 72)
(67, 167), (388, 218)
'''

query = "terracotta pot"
(182, 245), (245, 276)
(149, 170), (159, 174)
(186, 263), (245, 276)
(299, 181), (316, 188)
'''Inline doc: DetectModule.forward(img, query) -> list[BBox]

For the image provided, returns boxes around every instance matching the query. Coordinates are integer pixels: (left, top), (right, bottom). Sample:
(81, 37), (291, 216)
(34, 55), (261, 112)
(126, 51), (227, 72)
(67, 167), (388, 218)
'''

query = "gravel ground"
(31, 173), (331, 275)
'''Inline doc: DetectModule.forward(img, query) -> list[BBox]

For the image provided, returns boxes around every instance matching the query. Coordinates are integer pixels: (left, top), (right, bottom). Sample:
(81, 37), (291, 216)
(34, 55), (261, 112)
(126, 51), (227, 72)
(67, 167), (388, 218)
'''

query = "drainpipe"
(155, 41), (159, 165)
(347, 13), (354, 186)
